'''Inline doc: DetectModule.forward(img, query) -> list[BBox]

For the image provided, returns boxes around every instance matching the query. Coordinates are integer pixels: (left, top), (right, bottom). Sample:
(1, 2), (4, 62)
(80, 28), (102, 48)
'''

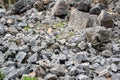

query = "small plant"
(23, 76), (38, 80)
(0, 71), (5, 80)
(24, 26), (31, 31)
(53, 22), (65, 28)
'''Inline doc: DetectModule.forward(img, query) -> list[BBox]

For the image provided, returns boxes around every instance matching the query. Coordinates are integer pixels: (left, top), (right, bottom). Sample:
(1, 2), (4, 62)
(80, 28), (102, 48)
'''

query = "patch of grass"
(23, 76), (38, 80)
(0, 71), (5, 80)
(69, 31), (75, 37)
(24, 26), (31, 31)
(53, 22), (65, 28)
(56, 35), (63, 41)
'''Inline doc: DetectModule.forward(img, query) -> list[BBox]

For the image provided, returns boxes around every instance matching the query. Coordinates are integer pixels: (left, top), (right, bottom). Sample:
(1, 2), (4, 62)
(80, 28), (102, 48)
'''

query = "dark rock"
(51, 0), (69, 18)
(16, 52), (26, 63)
(33, 1), (44, 11)
(97, 10), (114, 28)
(77, 1), (91, 12)
(90, 3), (101, 15)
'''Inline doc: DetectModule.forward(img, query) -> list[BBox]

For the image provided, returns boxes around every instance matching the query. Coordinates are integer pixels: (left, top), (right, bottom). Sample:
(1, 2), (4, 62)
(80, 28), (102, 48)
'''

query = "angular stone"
(111, 63), (117, 72)
(51, 0), (69, 18)
(90, 3), (101, 15)
(68, 9), (90, 31)
(33, 1), (44, 11)
(75, 51), (88, 65)
(8, 27), (18, 34)
(78, 41), (87, 50)
(101, 50), (113, 57)
(16, 52), (26, 63)
(50, 64), (66, 76)
(97, 10), (114, 28)
(77, 1), (91, 12)
(27, 53), (38, 63)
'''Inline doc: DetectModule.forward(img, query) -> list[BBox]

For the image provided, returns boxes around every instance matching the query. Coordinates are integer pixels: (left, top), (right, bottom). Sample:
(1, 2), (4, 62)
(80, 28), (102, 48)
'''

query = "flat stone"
(68, 9), (90, 31)
(111, 63), (117, 72)
(16, 52), (26, 63)
(0, 51), (4, 65)
(78, 41), (87, 50)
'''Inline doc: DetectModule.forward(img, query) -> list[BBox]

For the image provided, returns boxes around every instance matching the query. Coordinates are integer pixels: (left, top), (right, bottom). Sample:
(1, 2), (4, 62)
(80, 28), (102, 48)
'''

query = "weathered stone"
(97, 10), (114, 28)
(68, 9), (90, 31)
(8, 27), (18, 34)
(51, 0), (69, 18)
(85, 27), (111, 46)
(111, 63), (117, 72)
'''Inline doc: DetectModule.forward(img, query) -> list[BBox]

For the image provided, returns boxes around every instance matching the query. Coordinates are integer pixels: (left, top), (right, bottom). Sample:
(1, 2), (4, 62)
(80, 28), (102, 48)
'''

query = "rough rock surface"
(0, 0), (120, 80)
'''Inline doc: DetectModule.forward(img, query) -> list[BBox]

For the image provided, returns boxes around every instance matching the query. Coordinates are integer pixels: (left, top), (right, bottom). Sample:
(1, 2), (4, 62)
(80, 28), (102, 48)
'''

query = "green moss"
(0, 71), (5, 80)
(23, 76), (38, 80)
(56, 35), (63, 41)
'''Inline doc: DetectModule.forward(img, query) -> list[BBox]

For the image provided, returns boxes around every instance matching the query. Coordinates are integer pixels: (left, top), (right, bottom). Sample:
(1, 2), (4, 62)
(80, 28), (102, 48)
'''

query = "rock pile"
(0, 0), (120, 80)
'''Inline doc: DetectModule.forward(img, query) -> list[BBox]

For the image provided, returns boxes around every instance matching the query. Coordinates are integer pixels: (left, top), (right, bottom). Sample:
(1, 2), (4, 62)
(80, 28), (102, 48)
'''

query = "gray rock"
(50, 64), (66, 76)
(111, 63), (117, 72)
(68, 9), (90, 31)
(58, 54), (67, 64)
(0, 51), (4, 65)
(98, 69), (110, 77)
(27, 53), (38, 63)
(16, 52), (26, 63)
(0, 24), (6, 35)
(93, 77), (106, 80)
(101, 50), (113, 57)
(76, 74), (89, 80)
(45, 73), (57, 80)
(31, 46), (41, 53)
(97, 10), (114, 28)
(78, 41), (87, 50)
(51, 0), (69, 18)
(75, 51), (88, 65)
(114, 0), (120, 14)
(112, 44), (120, 54)
(64, 75), (76, 80)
